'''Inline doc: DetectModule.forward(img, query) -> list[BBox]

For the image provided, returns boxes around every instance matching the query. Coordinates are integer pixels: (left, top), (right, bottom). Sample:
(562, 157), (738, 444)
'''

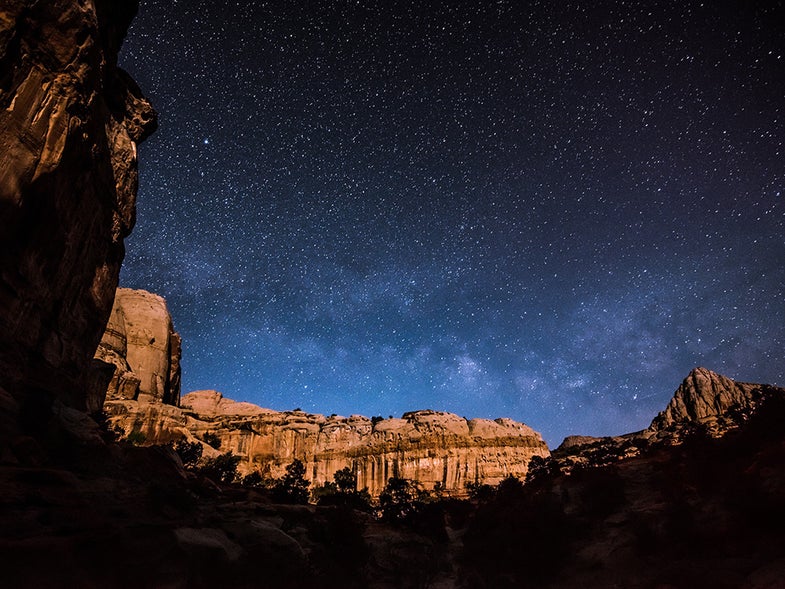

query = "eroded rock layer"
(106, 390), (550, 496)
(0, 0), (156, 439)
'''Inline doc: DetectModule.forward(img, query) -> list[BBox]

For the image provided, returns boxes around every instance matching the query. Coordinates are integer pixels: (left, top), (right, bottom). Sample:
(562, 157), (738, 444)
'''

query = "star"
(119, 0), (785, 446)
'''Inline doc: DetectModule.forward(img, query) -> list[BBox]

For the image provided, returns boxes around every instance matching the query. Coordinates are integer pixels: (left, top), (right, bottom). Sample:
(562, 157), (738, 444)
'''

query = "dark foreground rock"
(2, 385), (784, 589)
(0, 0), (156, 451)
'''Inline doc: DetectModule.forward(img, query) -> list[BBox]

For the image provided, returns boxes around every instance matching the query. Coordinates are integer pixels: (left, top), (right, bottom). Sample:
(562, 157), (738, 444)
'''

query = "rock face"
(94, 288), (181, 405)
(106, 390), (550, 497)
(0, 0), (156, 440)
(648, 366), (762, 432)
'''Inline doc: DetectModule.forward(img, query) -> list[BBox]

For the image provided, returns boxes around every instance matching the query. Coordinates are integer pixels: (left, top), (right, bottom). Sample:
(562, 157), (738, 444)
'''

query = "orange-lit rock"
(107, 391), (549, 497)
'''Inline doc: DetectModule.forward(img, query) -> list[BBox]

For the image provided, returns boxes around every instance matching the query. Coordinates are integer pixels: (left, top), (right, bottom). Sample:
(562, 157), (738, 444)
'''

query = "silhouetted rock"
(0, 0), (155, 450)
(460, 390), (785, 589)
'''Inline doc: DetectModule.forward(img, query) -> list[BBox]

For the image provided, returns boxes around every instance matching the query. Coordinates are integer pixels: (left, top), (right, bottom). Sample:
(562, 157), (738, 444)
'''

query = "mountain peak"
(687, 366), (724, 379)
(649, 368), (760, 432)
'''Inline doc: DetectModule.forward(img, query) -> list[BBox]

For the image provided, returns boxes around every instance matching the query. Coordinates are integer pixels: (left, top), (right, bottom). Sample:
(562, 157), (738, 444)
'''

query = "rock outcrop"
(94, 288), (181, 405)
(106, 391), (549, 497)
(0, 0), (156, 444)
(648, 366), (763, 432)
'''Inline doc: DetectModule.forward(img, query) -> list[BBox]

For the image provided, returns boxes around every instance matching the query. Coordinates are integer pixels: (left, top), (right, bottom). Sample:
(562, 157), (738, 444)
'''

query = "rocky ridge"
(98, 292), (549, 496)
(648, 365), (763, 432)
(99, 289), (784, 496)
(0, 0), (156, 449)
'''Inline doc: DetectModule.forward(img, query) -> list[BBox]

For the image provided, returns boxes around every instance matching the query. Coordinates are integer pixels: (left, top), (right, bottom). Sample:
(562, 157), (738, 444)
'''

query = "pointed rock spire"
(649, 367), (760, 431)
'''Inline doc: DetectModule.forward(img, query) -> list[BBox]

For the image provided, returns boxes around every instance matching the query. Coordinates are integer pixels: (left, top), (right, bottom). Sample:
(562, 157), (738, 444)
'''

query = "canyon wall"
(99, 289), (784, 496)
(107, 390), (550, 497)
(0, 0), (155, 443)
(99, 288), (548, 496)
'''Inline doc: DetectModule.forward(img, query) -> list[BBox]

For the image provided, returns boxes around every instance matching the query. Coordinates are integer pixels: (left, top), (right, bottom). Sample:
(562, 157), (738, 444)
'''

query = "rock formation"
(95, 288), (548, 495)
(648, 366), (763, 432)
(553, 367), (784, 470)
(94, 288), (181, 405)
(107, 390), (550, 497)
(0, 0), (156, 446)
(96, 287), (782, 498)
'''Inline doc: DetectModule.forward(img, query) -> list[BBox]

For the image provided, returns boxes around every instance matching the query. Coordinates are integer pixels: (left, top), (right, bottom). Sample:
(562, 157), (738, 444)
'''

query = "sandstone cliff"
(97, 288), (549, 495)
(107, 390), (550, 497)
(0, 0), (155, 445)
(95, 288), (181, 405)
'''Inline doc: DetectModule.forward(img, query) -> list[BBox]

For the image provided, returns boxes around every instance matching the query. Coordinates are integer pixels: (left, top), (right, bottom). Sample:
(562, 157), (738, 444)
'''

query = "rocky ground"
(2, 386), (784, 588)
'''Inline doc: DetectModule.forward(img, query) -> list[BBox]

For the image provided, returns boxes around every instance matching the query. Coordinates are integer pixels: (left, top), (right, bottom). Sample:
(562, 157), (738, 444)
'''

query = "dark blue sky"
(119, 0), (784, 446)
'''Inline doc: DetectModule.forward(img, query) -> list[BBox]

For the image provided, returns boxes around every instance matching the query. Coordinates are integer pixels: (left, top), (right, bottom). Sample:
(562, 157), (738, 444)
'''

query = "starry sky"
(119, 0), (784, 447)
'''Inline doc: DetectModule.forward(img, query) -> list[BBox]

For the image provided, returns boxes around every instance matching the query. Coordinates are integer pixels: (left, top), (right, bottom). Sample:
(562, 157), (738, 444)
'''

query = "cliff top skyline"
(119, 0), (783, 446)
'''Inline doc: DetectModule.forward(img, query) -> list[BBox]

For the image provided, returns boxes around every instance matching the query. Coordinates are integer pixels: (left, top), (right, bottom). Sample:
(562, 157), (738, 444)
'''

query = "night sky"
(119, 0), (784, 446)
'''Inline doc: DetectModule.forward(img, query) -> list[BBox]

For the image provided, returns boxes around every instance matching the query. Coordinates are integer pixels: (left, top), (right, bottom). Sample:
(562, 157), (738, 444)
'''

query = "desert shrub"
(126, 429), (147, 446)
(240, 470), (275, 489)
(525, 455), (558, 485)
(172, 440), (203, 469)
(496, 474), (525, 499)
(312, 481), (339, 502)
(378, 477), (430, 522)
(465, 480), (496, 502)
(333, 467), (356, 492)
(316, 469), (373, 512)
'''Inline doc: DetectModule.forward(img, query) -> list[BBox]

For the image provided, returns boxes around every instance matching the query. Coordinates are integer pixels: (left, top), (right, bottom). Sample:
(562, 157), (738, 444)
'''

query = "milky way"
(119, 0), (784, 445)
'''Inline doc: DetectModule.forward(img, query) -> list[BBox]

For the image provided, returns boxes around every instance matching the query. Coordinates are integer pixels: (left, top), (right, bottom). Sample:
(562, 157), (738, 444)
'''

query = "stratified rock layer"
(0, 0), (156, 441)
(106, 390), (550, 497)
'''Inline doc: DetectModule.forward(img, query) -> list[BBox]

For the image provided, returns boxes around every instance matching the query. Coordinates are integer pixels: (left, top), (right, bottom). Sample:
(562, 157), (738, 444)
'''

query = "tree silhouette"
(273, 459), (311, 504)
(333, 467), (356, 492)
(198, 452), (240, 484)
(379, 477), (427, 522)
